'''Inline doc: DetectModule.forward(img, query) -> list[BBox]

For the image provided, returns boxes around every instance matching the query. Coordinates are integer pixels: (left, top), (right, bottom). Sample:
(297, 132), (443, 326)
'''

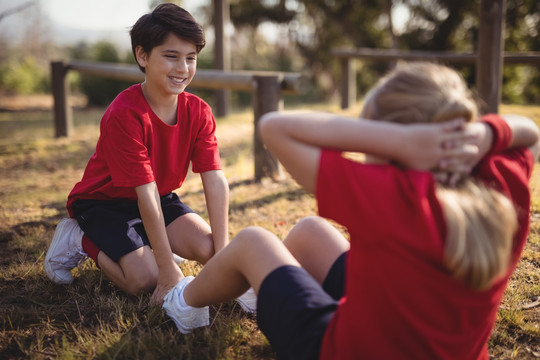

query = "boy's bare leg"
(183, 226), (300, 308)
(97, 246), (160, 295)
(283, 216), (349, 285)
(94, 212), (213, 296)
(167, 213), (214, 264)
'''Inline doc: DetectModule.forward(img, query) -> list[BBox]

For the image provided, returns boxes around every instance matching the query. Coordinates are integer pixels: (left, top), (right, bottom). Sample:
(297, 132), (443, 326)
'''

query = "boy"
(44, 3), (229, 304)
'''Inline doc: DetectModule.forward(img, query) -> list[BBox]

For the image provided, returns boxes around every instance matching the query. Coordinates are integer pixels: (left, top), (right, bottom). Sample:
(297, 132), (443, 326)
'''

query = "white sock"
(178, 278), (190, 308)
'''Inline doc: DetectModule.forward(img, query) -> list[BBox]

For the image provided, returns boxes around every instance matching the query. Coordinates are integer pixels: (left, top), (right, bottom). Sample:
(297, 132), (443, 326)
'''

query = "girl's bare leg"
(184, 226), (300, 308)
(283, 216), (349, 285)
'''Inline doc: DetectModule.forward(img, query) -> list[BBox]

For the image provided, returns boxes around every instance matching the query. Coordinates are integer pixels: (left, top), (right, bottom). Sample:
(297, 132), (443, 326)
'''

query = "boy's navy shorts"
(257, 252), (347, 360)
(72, 192), (194, 262)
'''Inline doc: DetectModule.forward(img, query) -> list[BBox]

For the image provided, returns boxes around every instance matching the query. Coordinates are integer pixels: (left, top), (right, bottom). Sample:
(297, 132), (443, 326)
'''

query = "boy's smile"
(136, 33), (197, 100)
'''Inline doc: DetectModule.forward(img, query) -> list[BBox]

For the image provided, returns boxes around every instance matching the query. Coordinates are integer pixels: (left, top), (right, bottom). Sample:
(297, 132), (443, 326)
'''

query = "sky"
(43, 0), (153, 31)
(38, 0), (206, 30)
(0, 0), (208, 50)
(0, 0), (408, 51)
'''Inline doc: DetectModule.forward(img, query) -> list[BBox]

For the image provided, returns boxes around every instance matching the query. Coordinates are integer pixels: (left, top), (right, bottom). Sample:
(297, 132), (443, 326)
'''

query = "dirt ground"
(0, 94), (87, 111)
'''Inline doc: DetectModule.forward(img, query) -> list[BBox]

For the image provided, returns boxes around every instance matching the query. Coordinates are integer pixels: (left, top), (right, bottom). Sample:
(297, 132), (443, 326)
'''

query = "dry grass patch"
(0, 103), (539, 359)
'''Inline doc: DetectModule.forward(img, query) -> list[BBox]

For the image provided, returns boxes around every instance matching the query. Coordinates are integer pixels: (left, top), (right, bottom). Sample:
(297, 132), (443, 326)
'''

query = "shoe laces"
(57, 246), (87, 269)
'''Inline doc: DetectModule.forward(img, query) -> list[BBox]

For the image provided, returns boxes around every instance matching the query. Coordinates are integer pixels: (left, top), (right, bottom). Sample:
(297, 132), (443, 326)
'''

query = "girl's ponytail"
(437, 181), (517, 290)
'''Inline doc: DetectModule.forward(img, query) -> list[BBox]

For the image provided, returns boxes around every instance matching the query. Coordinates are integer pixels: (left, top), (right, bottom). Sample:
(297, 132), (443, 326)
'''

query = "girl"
(163, 62), (539, 359)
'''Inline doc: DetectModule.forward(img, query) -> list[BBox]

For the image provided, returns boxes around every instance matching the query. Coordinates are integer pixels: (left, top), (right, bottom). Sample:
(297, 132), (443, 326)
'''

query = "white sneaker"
(236, 288), (257, 314)
(44, 218), (88, 285)
(163, 276), (209, 334)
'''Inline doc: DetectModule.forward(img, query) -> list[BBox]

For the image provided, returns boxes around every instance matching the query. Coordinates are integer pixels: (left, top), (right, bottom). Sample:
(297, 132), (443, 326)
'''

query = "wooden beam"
(476, 0), (506, 114)
(67, 61), (303, 93)
(253, 76), (283, 181)
(340, 57), (356, 109)
(332, 48), (540, 64)
(51, 61), (73, 138)
(213, 0), (231, 117)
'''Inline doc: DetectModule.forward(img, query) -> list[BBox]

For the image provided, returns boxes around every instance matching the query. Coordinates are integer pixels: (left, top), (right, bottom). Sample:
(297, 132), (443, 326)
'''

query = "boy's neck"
(141, 82), (179, 125)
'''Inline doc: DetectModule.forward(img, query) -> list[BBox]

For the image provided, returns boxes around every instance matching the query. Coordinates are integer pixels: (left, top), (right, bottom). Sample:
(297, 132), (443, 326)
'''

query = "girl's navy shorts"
(72, 192), (194, 262)
(257, 252), (347, 360)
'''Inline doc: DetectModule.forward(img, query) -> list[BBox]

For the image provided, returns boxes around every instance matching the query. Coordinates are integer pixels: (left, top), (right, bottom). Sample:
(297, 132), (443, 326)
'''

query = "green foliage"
(71, 41), (136, 106)
(227, 0), (540, 103)
(0, 56), (49, 95)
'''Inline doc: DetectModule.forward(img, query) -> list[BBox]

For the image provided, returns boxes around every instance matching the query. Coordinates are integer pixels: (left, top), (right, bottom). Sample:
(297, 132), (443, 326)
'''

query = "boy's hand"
(151, 260), (183, 305)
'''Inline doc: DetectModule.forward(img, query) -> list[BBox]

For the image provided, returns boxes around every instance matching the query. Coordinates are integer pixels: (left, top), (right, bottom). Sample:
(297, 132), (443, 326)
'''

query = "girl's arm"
(200, 170), (229, 253)
(259, 111), (470, 194)
(135, 182), (183, 303)
(465, 115), (540, 168)
(503, 115), (540, 158)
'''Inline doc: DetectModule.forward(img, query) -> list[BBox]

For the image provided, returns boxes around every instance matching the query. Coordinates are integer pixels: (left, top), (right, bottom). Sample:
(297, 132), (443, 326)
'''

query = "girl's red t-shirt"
(316, 115), (534, 360)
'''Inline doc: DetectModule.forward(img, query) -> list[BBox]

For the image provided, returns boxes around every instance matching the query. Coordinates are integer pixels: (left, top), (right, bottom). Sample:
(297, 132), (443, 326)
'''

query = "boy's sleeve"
(101, 114), (155, 188)
(191, 103), (222, 173)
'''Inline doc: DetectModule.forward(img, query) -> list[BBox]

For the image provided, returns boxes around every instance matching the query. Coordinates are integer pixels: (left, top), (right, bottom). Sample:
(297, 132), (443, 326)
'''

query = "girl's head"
(130, 3), (206, 73)
(361, 62), (517, 291)
(360, 62), (478, 126)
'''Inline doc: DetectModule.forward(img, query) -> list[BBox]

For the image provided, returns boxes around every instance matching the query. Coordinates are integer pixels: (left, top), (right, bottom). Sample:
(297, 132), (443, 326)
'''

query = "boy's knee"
(125, 272), (157, 295)
(197, 235), (215, 264)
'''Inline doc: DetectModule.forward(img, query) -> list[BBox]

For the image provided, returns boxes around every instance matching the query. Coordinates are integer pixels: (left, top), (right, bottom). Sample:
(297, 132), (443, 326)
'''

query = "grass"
(0, 102), (539, 359)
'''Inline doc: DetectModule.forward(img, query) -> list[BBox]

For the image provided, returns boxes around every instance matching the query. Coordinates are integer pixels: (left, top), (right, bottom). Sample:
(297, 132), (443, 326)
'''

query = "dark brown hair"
(130, 3), (206, 72)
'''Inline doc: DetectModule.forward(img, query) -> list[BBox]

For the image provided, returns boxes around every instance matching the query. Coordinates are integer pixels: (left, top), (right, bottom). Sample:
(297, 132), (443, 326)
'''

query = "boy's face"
(136, 33), (197, 97)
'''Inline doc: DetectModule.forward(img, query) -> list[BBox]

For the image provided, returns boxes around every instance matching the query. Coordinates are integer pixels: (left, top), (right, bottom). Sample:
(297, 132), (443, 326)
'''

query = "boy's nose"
(177, 60), (188, 73)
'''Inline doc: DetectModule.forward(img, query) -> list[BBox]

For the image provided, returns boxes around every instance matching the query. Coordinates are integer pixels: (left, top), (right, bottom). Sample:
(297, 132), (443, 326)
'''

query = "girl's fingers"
(440, 117), (466, 132)
(442, 129), (479, 149)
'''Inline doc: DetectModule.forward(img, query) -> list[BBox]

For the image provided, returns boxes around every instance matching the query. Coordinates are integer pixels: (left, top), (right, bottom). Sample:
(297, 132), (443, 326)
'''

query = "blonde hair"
(361, 62), (518, 290)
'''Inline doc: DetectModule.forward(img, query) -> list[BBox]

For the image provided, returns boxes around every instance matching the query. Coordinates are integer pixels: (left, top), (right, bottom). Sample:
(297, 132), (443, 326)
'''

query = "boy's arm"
(259, 111), (469, 194)
(200, 170), (229, 253)
(135, 182), (183, 303)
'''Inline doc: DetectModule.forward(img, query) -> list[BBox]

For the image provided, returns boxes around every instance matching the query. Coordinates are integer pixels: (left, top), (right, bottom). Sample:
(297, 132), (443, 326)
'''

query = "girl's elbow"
(530, 140), (540, 161)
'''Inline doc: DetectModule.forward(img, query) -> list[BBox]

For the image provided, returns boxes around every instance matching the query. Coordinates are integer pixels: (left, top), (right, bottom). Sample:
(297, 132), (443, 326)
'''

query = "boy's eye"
(165, 55), (177, 59)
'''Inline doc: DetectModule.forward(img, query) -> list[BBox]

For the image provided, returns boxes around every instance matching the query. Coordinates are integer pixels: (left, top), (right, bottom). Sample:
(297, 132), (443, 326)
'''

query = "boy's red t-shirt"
(67, 84), (221, 214)
(316, 115), (534, 360)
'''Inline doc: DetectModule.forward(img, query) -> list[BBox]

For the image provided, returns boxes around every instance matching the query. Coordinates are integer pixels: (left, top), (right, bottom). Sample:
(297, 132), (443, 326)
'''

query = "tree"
(227, 0), (539, 103)
(72, 41), (135, 106)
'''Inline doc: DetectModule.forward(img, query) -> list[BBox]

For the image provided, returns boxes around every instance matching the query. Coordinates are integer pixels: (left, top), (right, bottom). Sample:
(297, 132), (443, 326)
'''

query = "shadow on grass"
(232, 187), (308, 213)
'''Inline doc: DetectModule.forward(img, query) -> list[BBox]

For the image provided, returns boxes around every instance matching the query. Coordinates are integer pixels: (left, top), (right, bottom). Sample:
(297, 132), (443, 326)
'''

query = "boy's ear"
(135, 46), (148, 68)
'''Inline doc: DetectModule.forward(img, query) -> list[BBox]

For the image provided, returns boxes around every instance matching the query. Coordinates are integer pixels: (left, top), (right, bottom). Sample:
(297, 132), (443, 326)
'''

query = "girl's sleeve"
(480, 114), (513, 155)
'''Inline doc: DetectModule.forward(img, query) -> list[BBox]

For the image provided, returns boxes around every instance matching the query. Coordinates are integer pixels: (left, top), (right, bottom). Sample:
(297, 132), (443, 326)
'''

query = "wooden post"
(253, 75), (283, 181)
(476, 0), (506, 114)
(340, 57), (356, 109)
(214, 0), (231, 117)
(51, 61), (73, 137)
